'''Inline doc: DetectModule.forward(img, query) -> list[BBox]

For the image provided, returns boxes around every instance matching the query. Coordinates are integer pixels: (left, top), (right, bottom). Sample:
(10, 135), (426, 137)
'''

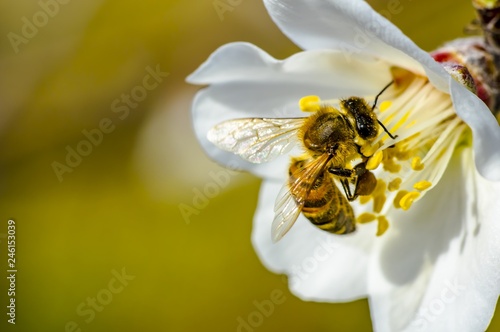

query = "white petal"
(410, 152), (500, 332)
(263, 0), (449, 92)
(367, 151), (500, 331)
(449, 77), (500, 181)
(251, 180), (376, 301)
(187, 42), (391, 89)
(189, 43), (392, 179)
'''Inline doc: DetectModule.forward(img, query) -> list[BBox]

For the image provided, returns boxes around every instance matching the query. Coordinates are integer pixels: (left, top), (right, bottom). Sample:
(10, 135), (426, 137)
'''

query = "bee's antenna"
(372, 80), (397, 140)
(371, 80), (394, 111)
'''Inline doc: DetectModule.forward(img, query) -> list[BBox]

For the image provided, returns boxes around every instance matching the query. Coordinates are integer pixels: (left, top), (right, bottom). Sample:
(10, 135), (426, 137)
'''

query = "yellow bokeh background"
(0, 0), (498, 331)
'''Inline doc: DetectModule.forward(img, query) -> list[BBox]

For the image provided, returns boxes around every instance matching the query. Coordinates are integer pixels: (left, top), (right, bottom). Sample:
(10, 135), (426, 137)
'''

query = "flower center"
(298, 72), (469, 236)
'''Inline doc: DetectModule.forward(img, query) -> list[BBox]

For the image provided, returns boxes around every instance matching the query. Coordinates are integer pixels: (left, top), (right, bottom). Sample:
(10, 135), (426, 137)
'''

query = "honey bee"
(207, 82), (396, 242)
(285, 156), (356, 235)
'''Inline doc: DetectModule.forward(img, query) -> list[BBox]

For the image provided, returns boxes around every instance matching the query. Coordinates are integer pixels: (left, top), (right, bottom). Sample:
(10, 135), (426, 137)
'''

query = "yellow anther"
(413, 180), (432, 191)
(366, 150), (383, 170)
(384, 112), (396, 124)
(360, 142), (380, 157)
(388, 178), (402, 191)
(400, 191), (420, 211)
(299, 95), (321, 112)
(383, 159), (401, 173)
(405, 120), (417, 129)
(393, 190), (408, 209)
(390, 111), (411, 133)
(359, 196), (371, 205)
(373, 179), (387, 196)
(357, 213), (376, 224)
(394, 149), (411, 161)
(376, 216), (389, 236)
(411, 156), (424, 171)
(379, 100), (392, 112)
(373, 195), (387, 214)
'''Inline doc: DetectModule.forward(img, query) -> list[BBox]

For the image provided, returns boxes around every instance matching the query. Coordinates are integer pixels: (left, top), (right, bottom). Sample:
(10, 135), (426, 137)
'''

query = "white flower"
(187, 0), (500, 331)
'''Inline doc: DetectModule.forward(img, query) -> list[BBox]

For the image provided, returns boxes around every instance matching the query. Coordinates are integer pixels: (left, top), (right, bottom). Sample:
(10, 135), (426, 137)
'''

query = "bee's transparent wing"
(271, 154), (331, 242)
(207, 118), (304, 163)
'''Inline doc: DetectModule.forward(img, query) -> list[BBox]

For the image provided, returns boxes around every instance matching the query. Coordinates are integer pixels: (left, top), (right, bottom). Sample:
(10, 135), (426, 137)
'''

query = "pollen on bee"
(361, 142), (380, 157)
(400, 191), (420, 210)
(366, 150), (383, 170)
(411, 156), (425, 171)
(376, 216), (389, 236)
(379, 100), (392, 112)
(357, 212), (376, 224)
(388, 178), (402, 191)
(413, 180), (432, 191)
(299, 95), (321, 112)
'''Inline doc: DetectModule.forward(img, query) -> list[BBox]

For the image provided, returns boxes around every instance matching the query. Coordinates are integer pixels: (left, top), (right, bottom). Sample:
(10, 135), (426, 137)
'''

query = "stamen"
(366, 150), (383, 170)
(359, 196), (371, 204)
(371, 179), (387, 213)
(383, 158), (402, 173)
(357, 213), (376, 224)
(373, 179), (387, 196)
(373, 195), (387, 213)
(386, 111), (411, 136)
(299, 95), (321, 112)
(376, 216), (389, 236)
(379, 100), (392, 112)
(393, 190), (409, 209)
(411, 156), (424, 171)
(413, 180), (432, 191)
(400, 191), (420, 210)
(388, 178), (402, 191)
(360, 141), (381, 157)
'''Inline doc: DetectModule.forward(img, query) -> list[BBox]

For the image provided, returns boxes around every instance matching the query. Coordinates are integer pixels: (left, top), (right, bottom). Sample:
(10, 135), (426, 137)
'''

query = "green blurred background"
(0, 0), (497, 331)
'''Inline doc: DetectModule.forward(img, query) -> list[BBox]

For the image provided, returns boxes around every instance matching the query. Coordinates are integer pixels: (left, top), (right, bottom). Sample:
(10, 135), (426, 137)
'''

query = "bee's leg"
(353, 162), (368, 176)
(327, 167), (354, 178)
(353, 168), (377, 197)
(328, 167), (357, 201)
(340, 178), (357, 201)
